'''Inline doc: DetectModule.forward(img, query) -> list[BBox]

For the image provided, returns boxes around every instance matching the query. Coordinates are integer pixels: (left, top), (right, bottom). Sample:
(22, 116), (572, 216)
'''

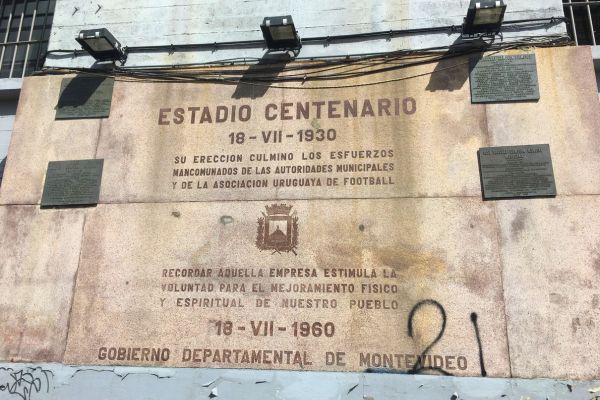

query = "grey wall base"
(1, 363), (599, 400)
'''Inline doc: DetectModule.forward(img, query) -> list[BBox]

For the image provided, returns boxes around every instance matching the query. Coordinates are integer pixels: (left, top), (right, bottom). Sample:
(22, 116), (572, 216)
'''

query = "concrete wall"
(45, 0), (567, 68)
(0, 100), (18, 158)
(1, 362), (600, 400)
(593, 46), (600, 99)
(0, 79), (21, 185)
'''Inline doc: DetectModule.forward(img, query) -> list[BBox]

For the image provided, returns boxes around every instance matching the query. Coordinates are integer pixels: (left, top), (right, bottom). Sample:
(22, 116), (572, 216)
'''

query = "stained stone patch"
(64, 199), (510, 376)
(0, 76), (101, 205)
(0, 206), (86, 361)
(496, 197), (600, 380)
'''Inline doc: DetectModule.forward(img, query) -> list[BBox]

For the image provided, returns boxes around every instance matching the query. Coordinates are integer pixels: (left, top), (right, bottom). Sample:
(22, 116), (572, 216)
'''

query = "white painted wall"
(0, 78), (21, 184)
(1, 362), (600, 400)
(0, 100), (17, 185)
(45, 0), (567, 68)
(593, 46), (600, 99)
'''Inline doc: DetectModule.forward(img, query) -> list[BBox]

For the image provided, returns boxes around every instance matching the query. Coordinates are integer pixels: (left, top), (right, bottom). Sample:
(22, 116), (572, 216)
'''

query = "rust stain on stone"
(591, 249), (600, 276)
(374, 245), (446, 275)
(592, 294), (599, 309)
(510, 209), (529, 241)
(549, 292), (568, 306)
(548, 204), (563, 216)
(318, 243), (363, 270)
(318, 242), (446, 276)
(463, 269), (490, 295)
(571, 317), (581, 335)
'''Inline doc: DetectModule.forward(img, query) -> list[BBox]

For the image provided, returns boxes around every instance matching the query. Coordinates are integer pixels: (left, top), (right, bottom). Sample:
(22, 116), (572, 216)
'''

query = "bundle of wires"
(36, 31), (569, 90)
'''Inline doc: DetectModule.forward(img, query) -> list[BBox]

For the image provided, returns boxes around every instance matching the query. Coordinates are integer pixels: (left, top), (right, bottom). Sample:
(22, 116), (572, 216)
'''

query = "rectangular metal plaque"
(55, 76), (114, 119)
(470, 54), (540, 103)
(478, 144), (556, 199)
(41, 159), (104, 206)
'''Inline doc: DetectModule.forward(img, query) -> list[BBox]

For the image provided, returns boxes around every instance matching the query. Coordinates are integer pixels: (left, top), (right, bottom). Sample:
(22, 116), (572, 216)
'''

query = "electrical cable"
(43, 15), (567, 63)
(35, 33), (570, 90)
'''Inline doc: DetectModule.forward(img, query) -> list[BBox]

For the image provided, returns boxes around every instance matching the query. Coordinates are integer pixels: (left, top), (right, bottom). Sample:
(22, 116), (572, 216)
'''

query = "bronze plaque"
(55, 76), (114, 119)
(470, 54), (540, 103)
(478, 144), (556, 199)
(41, 159), (103, 206)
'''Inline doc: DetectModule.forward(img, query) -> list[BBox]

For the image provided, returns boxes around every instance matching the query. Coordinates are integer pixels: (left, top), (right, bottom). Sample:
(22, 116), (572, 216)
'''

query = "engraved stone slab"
(41, 159), (103, 207)
(470, 54), (540, 103)
(478, 144), (556, 199)
(0, 76), (102, 206)
(93, 58), (488, 204)
(496, 197), (600, 380)
(0, 205), (86, 362)
(4, 48), (600, 206)
(55, 76), (114, 119)
(64, 199), (510, 376)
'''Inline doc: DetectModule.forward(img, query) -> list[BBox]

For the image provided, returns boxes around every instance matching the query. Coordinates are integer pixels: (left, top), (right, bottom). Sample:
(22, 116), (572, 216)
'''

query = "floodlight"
(463, 0), (507, 35)
(260, 15), (301, 51)
(76, 28), (126, 62)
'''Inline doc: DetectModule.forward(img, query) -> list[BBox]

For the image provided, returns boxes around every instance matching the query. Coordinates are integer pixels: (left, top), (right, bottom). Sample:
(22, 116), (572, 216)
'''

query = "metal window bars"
(563, 0), (600, 45)
(0, 0), (55, 79)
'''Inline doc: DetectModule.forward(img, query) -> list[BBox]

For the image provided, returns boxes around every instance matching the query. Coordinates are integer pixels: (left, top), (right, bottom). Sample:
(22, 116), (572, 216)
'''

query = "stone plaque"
(55, 76), (114, 119)
(63, 199), (511, 376)
(478, 144), (556, 199)
(470, 54), (540, 103)
(41, 159), (104, 206)
(6, 47), (600, 380)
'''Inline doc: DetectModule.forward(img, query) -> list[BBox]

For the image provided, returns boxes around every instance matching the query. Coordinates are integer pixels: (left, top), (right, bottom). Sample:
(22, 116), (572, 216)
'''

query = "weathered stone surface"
(0, 76), (101, 205)
(64, 199), (509, 376)
(3, 48), (597, 207)
(0, 46), (598, 382)
(94, 59), (486, 203)
(485, 47), (600, 195)
(497, 197), (600, 380)
(0, 206), (86, 362)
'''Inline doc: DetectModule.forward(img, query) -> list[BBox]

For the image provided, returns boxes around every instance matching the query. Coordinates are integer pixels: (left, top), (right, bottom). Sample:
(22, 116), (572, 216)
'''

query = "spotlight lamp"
(260, 15), (301, 51)
(463, 0), (507, 35)
(76, 28), (127, 63)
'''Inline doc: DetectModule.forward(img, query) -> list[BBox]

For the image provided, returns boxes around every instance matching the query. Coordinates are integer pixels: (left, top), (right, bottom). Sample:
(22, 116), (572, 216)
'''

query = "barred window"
(563, 0), (600, 45)
(0, 0), (55, 79)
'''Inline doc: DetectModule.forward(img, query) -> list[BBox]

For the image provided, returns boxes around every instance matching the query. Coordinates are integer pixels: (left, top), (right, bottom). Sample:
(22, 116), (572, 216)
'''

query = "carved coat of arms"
(256, 204), (298, 255)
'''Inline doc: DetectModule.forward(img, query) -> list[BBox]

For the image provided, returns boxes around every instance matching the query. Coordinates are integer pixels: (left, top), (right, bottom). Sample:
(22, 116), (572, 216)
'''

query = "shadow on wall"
(231, 53), (291, 99)
(0, 99), (17, 116)
(56, 75), (107, 108)
(0, 157), (5, 187)
(425, 37), (486, 92)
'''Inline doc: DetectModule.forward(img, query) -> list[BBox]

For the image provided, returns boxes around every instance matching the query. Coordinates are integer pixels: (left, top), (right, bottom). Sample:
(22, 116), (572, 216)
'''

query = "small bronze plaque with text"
(41, 159), (104, 206)
(478, 144), (556, 199)
(470, 54), (540, 103)
(55, 76), (114, 119)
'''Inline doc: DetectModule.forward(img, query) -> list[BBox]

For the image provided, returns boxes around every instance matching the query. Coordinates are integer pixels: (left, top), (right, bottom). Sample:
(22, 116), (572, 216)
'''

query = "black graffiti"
(470, 312), (487, 377)
(364, 299), (487, 377)
(0, 368), (51, 400)
(407, 299), (452, 376)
